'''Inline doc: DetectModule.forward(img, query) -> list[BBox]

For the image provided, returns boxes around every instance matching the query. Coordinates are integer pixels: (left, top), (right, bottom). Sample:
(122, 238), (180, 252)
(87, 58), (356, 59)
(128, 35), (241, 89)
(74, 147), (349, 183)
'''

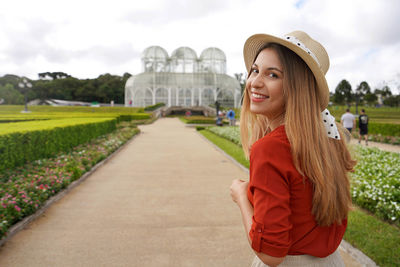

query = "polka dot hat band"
(322, 109), (340, 140)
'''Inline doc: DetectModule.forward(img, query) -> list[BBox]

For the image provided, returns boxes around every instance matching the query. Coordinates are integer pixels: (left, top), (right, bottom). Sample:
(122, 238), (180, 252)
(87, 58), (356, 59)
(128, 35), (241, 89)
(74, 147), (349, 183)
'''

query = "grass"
(346, 207), (400, 266)
(328, 105), (400, 124)
(199, 128), (400, 267)
(199, 130), (249, 168)
(0, 105), (144, 114)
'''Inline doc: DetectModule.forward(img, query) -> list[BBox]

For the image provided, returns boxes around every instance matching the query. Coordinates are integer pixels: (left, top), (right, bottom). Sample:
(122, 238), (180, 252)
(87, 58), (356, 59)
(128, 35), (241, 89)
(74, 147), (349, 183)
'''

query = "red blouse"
(247, 125), (346, 258)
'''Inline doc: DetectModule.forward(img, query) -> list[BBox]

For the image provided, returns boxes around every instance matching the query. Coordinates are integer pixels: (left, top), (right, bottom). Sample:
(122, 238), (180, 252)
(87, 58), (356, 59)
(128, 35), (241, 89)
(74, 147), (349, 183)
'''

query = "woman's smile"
(250, 92), (269, 102)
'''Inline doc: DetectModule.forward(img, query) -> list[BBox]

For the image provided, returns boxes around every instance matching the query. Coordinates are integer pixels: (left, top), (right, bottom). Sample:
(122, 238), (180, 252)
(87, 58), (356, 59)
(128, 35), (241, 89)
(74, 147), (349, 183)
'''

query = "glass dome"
(126, 46), (241, 108)
(200, 47), (226, 61)
(199, 47), (226, 74)
(170, 47), (197, 73)
(141, 46), (169, 72)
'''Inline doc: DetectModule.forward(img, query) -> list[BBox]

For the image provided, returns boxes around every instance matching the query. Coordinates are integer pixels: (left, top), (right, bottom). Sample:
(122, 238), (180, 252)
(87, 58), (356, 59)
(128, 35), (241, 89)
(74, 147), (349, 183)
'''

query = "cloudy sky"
(1, 0), (399, 93)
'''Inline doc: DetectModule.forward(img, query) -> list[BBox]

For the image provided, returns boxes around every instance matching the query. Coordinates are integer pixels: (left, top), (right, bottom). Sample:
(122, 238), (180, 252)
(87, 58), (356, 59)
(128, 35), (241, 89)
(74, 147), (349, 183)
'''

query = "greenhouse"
(125, 46), (241, 107)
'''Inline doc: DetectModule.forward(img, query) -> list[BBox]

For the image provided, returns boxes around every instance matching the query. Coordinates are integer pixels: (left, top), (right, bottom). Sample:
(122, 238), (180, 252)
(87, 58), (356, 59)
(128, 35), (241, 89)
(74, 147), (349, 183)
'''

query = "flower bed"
(206, 126), (242, 145)
(0, 121), (140, 239)
(351, 146), (400, 226)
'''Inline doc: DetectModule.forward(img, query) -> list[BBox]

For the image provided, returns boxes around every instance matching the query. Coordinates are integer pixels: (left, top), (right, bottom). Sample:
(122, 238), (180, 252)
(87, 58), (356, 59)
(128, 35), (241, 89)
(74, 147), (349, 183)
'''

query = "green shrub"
(367, 122), (400, 136)
(180, 116), (227, 124)
(144, 102), (165, 111)
(116, 113), (151, 123)
(0, 119), (117, 173)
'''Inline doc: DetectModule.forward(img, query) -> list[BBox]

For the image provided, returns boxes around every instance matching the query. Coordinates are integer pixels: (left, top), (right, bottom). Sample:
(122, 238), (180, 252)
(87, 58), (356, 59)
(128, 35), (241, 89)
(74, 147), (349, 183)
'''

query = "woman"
(230, 31), (356, 266)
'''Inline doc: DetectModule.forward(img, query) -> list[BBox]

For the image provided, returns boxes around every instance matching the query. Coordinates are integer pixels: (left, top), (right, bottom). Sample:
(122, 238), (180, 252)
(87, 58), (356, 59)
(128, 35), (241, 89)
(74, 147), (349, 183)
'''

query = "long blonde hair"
(240, 43), (356, 226)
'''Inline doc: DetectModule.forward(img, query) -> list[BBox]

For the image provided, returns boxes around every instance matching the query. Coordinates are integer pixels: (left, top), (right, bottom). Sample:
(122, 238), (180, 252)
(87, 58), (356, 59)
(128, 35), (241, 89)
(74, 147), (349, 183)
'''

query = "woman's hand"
(230, 179), (249, 204)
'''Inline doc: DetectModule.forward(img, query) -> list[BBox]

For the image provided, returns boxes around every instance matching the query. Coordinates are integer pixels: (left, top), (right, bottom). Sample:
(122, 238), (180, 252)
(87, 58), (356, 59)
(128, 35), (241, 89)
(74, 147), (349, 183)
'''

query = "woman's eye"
(268, 73), (278, 78)
(250, 68), (258, 74)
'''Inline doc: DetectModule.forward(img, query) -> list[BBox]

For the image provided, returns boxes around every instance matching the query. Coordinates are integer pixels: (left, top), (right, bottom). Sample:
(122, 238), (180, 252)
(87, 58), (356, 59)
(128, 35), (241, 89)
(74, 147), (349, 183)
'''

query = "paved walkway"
(0, 118), (365, 266)
(349, 138), (400, 153)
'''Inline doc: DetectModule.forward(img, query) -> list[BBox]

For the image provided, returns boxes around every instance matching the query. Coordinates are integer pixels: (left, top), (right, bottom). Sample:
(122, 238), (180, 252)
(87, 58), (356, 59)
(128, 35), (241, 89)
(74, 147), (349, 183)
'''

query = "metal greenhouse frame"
(125, 46), (241, 107)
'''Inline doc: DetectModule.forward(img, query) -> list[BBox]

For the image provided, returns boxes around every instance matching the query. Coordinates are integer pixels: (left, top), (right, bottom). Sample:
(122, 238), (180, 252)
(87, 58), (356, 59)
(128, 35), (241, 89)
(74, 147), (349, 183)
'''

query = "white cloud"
(0, 0), (399, 93)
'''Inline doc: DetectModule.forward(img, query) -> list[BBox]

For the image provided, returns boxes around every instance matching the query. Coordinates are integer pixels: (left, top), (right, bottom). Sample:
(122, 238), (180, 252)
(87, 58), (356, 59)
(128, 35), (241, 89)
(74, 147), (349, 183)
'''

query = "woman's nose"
(251, 74), (264, 89)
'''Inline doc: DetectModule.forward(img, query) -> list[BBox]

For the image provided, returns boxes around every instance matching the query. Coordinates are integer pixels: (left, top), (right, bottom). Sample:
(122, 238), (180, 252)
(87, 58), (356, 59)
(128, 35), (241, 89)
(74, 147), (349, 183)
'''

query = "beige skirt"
(251, 249), (344, 267)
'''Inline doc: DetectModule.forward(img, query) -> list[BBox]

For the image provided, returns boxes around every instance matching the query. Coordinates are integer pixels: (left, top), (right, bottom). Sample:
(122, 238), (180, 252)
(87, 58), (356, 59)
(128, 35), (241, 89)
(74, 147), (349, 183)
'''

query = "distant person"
(185, 110), (192, 117)
(341, 109), (356, 133)
(216, 110), (224, 126)
(358, 109), (369, 146)
(227, 109), (236, 126)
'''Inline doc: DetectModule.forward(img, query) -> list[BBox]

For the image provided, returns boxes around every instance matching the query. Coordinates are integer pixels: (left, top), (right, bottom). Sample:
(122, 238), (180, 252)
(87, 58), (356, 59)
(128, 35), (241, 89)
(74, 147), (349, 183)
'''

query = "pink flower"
(14, 205), (21, 212)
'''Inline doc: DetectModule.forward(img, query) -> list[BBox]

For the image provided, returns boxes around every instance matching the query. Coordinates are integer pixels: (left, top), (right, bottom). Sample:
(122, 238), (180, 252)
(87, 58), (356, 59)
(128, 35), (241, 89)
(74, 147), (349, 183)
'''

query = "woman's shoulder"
(252, 125), (290, 157)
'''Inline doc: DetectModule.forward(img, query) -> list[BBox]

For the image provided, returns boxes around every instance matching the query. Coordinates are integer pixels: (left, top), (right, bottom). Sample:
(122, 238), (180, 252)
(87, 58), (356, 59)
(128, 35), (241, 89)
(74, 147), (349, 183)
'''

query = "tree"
(2, 72), (128, 104)
(122, 72), (132, 81)
(0, 84), (24, 104)
(38, 72), (71, 80)
(375, 85), (392, 98)
(383, 95), (400, 107)
(0, 74), (22, 92)
(356, 81), (371, 95)
(354, 81), (371, 108)
(333, 79), (353, 105)
(364, 93), (377, 106)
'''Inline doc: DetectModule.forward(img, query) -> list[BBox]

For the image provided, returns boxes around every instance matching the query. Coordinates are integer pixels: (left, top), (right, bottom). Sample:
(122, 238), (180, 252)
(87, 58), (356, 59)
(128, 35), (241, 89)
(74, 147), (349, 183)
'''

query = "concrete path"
(0, 118), (365, 266)
(350, 138), (400, 153)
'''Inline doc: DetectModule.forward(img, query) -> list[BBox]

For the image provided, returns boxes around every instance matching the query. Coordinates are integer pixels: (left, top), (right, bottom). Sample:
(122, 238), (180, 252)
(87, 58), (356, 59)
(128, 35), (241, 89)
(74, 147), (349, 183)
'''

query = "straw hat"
(243, 31), (330, 110)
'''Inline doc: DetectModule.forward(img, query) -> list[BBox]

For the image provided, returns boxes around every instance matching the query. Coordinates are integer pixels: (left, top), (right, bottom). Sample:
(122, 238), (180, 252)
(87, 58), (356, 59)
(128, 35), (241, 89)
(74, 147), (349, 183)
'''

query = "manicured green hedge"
(0, 119), (117, 173)
(144, 102), (165, 111)
(180, 116), (228, 124)
(116, 113), (151, 123)
(0, 105), (145, 114)
(367, 122), (400, 136)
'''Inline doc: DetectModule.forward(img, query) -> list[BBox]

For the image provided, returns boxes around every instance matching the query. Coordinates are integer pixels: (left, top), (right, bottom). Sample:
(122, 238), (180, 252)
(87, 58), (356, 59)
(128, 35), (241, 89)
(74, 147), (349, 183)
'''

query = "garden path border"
(0, 132), (141, 248)
(197, 131), (378, 267)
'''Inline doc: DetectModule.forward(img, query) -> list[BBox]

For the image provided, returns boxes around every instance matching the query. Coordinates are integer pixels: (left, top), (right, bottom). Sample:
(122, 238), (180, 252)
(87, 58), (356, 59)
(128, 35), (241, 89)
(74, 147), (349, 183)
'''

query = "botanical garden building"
(125, 46), (241, 107)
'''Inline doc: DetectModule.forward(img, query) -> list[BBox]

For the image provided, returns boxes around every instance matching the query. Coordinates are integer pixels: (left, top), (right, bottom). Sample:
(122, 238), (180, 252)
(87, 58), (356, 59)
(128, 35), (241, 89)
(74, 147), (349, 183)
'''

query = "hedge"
(0, 118), (117, 173)
(144, 103), (165, 111)
(116, 113), (150, 122)
(0, 113), (150, 123)
(367, 122), (400, 137)
(180, 116), (228, 124)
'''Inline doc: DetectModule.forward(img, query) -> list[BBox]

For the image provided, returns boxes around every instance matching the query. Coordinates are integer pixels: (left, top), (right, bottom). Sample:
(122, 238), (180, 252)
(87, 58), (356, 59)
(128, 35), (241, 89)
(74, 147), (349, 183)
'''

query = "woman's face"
(246, 48), (285, 120)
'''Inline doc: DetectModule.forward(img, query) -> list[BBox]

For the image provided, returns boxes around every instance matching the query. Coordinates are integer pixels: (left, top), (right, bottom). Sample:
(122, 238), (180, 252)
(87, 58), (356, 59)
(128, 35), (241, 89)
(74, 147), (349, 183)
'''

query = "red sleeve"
(248, 137), (293, 257)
